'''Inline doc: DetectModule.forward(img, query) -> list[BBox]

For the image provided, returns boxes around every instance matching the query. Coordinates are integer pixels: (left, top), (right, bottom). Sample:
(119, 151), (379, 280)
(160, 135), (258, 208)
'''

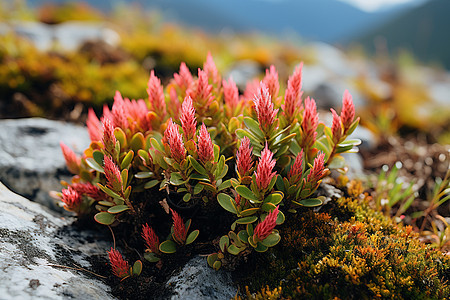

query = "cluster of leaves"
(241, 185), (450, 299)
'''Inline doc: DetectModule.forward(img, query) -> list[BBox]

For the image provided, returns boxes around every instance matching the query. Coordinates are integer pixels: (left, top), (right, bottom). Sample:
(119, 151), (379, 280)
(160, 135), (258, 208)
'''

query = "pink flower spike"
(255, 144), (277, 191)
(187, 69), (214, 113)
(170, 208), (187, 244)
(60, 142), (80, 174)
(262, 65), (280, 102)
(101, 117), (117, 157)
(174, 62), (193, 91)
(341, 90), (355, 132)
(223, 77), (239, 115)
(147, 70), (167, 119)
(61, 187), (82, 212)
(169, 88), (181, 120)
(86, 108), (102, 142)
(331, 108), (342, 144)
(283, 63), (303, 122)
(203, 52), (221, 88)
(301, 97), (318, 150)
(104, 155), (123, 192)
(253, 82), (279, 134)
(108, 248), (130, 279)
(72, 182), (104, 201)
(180, 96), (197, 141)
(112, 91), (129, 130)
(142, 224), (160, 254)
(254, 206), (279, 242)
(288, 149), (304, 184)
(236, 137), (254, 178)
(197, 123), (214, 163)
(163, 119), (186, 163)
(307, 152), (327, 184)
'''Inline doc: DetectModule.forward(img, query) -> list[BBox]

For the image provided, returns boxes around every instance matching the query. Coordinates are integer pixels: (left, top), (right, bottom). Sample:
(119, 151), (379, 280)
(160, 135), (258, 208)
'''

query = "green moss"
(242, 196), (450, 299)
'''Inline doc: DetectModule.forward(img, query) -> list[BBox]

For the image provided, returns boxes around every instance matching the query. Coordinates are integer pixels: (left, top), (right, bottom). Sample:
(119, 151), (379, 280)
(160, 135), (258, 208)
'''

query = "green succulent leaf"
(94, 212), (115, 225)
(212, 260), (222, 271)
(186, 230), (199, 245)
(276, 210), (285, 225)
(328, 155), (346, 169)
(93, 150), (104, 166)
(207, 253), (219, 268)
(114, 127), (127, 149)
(193, 183), (204, 195)
(254, 243), (269, 252)
(159, 240), (177, 254)
(98, 200), (114, 207)
(261, 202), (276, 212)
(220, 235), (230, 252)
(121, 150), (134, 170)
(108, 205), (130, 214)
(244, 117), (265, 140)
(227, 244), (243, 255)
(130, 132), (145, 152)
(294, 198), (323, 207)
(135, 171), (153, 179)
(264, 192), (284, 205)
(132, 260), (142, 276)
(261, 232), (281, 247)
(144, 252), (160, 263)
(236, 216), (258, 225)
(86, 157), (104, 173)
(189, 156), (207, 175)
(218, 179), (232, 191)
(170, 172), (188, 186)
(97, 183), (122, 200)
(217, 193), (238, 214)
(239, 207), (260, 217)
(183, 193), (192, 202)
(144, 179), (159, 189)
(238, 230), (249, 244)
(235, 185), (260, 202)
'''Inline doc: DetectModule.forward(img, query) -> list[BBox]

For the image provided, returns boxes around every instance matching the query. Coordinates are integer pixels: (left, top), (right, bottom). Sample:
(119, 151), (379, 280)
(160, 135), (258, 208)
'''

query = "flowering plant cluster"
(58, 54), (359, 277)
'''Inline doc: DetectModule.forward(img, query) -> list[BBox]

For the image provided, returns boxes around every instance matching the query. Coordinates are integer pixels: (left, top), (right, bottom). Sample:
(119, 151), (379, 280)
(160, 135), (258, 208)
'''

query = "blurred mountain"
(352, 0), (450, 69)
(27, 0), (414, 42)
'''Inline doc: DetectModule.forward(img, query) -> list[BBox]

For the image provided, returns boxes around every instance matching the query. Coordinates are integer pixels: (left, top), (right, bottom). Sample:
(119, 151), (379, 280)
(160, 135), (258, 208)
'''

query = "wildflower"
(255, 144), (277, 191)
(147, 70), (167, 119)
(102, 118), (117, 158)
(236, 137), (253, 178)
(60, 142), (80, 174)
(104, 155), (122, 192)
(301, 97), (318, 150)
(187, 69), (214, 114)
(173, 62), (193, 91)
(262, 65), (280, 102)
(72, 182), (104, 201)
(61, 187), (82, 212)
(168, 88), (181, 120)
(197, 123), (214, 163)
(180, 96), (197, 141)
(223, 77), (239, 116)
(86, 108), (102, 142)
(341, 90), (355, 133)
(287, 149), (304, 185)
(142, 224), (160, 254)
(112, 91), (129, 130)
(163, 119), (186, 163)
(307, 152), (327, 184)
(171, 208), (187, 244)
(254, 206), (279, 242)
(108, 248), (130, 279)
(203, 52), (221, 88)
(283, 63), (303, 122)
(331, 108), (342, 144)
(253, 82), (279, 134)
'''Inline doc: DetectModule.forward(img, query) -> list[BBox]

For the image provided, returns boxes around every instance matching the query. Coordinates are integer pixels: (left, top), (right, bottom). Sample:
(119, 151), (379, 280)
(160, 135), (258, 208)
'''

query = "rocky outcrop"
(0, 182), (115, 300)
(0, 118), (90, 211)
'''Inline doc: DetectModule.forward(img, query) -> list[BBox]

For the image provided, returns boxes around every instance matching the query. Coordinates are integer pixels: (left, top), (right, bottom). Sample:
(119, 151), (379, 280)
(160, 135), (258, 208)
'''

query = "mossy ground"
(237, 185), (450, 299)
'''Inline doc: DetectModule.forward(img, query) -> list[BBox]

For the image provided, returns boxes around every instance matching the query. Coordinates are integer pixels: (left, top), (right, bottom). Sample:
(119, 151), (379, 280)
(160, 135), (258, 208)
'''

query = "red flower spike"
(147, 70), (167, 119)
(180, 96), (197, 141)
(253, 82), (279, 134)
(86, 108), (102, 142)
(283, 63), (303, 122)
(243, 78), (260, 102)
(262, 65), (280, 102)
(288, 149), (304, 184)
(255, 144), (277, 191)
(168, 88), (181, 120)
(203, 52), (221, 88)
(331, 108), (342, 144)
(102, 118), (117, 157)
(223, 77), (239, 115)
(173, 62), (193, 91)
(170, 208), (187, 244)
(341, 90), (355, 133)
(108, 248), (130, 279)
(112, 91), (129, 130)
(187, 69), (214, 114)
(197, 123), (214, 163)
(236, 137), (254, 178)
(142, 224), (160, 254)
(301, 97), (318, 150)
(72, 182), (104, 201)
(60, 142), (80, 175)
(254, 206), (279, 242)
(61, 187), (82, 212)
(104, 155), (123, 192)
(163, 119), (186, 163)
(307, 152), (327, 184)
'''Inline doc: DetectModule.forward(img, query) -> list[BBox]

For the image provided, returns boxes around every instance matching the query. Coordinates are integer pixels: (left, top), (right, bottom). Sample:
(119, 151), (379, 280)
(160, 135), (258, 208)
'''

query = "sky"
(337, 0), (424, 12)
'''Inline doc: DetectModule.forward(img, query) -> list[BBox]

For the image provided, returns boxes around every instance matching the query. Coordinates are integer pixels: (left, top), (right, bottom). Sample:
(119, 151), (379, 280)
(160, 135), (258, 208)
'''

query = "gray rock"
(0, 182), (115, 300)
(0, 118), (90, 211)
(225, 60), (262, 90)
(165, 256), (237, 300)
